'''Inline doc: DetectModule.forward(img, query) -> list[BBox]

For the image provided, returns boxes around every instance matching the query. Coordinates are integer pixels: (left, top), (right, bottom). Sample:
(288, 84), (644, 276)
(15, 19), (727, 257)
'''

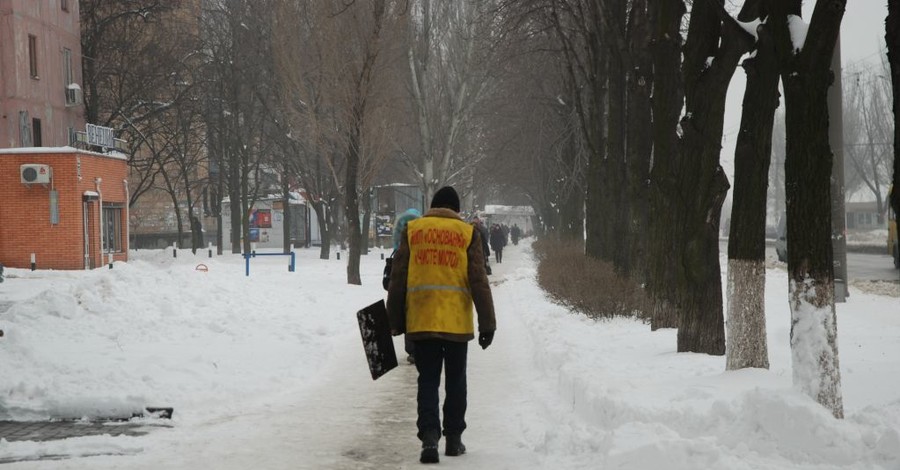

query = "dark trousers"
(414, 339), (468, 442)
(494, 247), (503, 263)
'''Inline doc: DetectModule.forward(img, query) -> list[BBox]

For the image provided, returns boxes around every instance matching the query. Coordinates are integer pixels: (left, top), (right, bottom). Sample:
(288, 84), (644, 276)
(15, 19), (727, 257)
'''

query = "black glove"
(478, 331), (494, 350)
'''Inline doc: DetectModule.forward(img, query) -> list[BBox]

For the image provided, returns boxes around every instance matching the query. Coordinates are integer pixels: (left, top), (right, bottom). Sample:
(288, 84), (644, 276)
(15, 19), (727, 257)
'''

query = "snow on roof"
(83, 190), (99, 197)
(0, 146), (127, 161)
(222, 191), (308, 205)
(483, 205), (535, 216)
(0, 146), (81, 154)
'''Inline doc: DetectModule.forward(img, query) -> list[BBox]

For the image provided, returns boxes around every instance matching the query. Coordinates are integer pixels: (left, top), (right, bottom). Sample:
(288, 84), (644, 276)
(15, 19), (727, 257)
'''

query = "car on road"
(775, 214), (787, 262)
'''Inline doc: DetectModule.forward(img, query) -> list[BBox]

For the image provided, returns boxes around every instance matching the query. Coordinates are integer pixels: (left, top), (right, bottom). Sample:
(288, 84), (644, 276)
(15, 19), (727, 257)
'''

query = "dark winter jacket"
(489, 227), (505, 253)
(386, 208), (496, 342)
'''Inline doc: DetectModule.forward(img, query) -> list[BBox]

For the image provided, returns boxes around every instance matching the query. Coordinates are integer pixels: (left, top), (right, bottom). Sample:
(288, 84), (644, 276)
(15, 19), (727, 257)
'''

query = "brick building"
(0, 148), (128, 270)
(0, 0), (85, 147)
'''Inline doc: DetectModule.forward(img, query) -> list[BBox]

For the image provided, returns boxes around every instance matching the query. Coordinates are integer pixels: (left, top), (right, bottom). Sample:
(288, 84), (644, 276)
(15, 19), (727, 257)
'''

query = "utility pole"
(829, 34), (849, 302)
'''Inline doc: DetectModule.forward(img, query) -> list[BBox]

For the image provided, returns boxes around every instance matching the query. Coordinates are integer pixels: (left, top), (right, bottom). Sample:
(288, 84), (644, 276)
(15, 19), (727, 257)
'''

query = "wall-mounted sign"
(249, 209), (272, 228)
(86, 123), (115, 148)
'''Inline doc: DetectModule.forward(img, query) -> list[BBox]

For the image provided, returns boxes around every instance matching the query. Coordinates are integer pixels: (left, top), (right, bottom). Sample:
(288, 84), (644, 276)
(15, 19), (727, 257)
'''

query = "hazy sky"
(721, 2), (889, 197)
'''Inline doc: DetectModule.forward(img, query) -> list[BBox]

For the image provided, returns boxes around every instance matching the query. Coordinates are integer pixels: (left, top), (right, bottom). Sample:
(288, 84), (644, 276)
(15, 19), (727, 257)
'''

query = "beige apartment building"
(0, 0), (84, 148)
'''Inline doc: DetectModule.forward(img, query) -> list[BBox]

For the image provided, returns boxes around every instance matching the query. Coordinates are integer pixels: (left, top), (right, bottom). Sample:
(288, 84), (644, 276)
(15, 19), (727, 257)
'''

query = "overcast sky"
(721, 2), (889, 201)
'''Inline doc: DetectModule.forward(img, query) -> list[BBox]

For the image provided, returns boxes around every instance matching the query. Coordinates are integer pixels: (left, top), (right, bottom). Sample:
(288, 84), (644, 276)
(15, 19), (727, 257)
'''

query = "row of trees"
(82, 0), (900, 419)
(488, 0), (857, 419)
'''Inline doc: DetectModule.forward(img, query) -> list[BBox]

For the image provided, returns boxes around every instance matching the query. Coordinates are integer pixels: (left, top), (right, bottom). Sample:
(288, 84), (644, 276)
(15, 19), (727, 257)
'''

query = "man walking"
(387, 186), (496, 464)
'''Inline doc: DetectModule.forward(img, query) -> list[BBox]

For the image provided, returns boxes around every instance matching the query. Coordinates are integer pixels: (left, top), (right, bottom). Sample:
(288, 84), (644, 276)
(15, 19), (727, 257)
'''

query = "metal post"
(173, 241), (178, 258)
(829, 34), (848, 302)
(245, 254), (250, 277)
(290, 252), (296, 272)
(30, 253), (36, 271)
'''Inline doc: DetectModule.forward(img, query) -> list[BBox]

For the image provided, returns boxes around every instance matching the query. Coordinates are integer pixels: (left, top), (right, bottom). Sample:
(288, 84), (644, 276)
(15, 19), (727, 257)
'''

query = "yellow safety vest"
(405, 216), (474, 334)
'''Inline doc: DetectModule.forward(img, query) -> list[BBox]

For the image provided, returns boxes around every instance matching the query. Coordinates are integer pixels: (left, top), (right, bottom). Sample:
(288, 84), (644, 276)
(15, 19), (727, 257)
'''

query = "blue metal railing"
(242, 251), (296, 277)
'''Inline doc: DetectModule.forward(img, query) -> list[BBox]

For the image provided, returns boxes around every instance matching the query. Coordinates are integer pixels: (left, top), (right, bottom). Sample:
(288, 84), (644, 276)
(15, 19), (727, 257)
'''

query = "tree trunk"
(313, 201), (331, 260)
(215, 165), (224, 256)
(603, 0), (629, 274)
(626, 0), (652, 284)
(608, 53), (629, 274)
(888, 2), (900, 229)
(282, 172), (293, 254)
(241, 150), (252, 255)
(648, 0), (685, 330)
(726, 0), (777, 370)
(362, 191), (372, 255)
(675, 0), (752, 355)
(773, 0), (845, 419)
(228, 151), (242, 254)
(584, 52), (609, 262)
(344, 104), (364, 284)
(560, 182), (584, 241)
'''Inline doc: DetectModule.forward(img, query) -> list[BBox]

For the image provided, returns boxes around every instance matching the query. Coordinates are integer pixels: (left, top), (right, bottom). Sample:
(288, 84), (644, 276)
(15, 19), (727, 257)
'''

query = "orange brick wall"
(0, 150), (129, 270)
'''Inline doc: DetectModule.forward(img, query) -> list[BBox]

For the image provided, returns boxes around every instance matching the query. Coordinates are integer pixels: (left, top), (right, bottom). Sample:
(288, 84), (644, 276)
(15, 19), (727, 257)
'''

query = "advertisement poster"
(249, 209), (272, 228)
(375, 214), (393, 237)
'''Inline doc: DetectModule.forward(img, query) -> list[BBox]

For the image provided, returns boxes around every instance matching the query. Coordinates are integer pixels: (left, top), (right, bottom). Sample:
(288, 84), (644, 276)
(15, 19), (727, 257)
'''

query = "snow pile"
(0, 248), (361, 422)
(847, 229), (890, 247)
(495, 245), (900, 469)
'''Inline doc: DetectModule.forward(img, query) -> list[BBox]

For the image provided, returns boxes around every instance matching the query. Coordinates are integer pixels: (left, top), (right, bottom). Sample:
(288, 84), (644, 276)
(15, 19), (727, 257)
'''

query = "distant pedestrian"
(490, 224), (505, 263)
(190, 215), (203, 254)
(387, 186), (496, 464)
(511, 224), (521, 245)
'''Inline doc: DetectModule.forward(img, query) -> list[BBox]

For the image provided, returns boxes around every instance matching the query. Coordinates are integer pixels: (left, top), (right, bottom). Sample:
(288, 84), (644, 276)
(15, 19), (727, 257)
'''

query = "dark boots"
(445, 435), (466, 457)
(420, 432), (440, 464)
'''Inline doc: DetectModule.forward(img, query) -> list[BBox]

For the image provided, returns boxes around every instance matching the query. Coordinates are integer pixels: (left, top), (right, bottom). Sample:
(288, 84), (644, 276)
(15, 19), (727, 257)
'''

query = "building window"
(63, 48), (77, 105)
(28, 35), (38, 78)
(61, 0), (69, 12)
(103, 206), (124, 253)
(32, 118), (42, 147)
(63, 48), (73, 84)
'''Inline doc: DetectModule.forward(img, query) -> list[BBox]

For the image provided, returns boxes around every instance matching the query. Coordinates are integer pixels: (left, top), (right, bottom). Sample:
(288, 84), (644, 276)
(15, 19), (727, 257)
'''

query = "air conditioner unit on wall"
(20, 164), (52, 184)
(65, 87), (82, 105)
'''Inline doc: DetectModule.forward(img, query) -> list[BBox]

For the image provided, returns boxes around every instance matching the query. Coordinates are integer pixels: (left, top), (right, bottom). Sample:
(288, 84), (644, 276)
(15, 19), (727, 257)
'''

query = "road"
(719, 240), (899, 283)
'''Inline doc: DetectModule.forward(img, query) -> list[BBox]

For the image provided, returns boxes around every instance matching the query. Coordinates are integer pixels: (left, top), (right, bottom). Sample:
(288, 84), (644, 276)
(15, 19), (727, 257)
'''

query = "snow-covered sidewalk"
(0, 242), (898, 469)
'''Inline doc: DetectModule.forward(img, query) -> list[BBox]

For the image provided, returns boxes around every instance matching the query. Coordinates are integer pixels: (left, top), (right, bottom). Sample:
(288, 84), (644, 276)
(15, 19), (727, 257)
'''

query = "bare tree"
(646, 0), (686, 330)
(271, 0), (344, 260)
(889, 2), (900, 234)
(403, 0), (498, 200)
(201, 0), (277, 254)
(154, 84), (209, 253)
(273, 0), (401, 284)
(80, 0), (199, 209)
(726, 0), (778, 371)
(772, 0), (846, 419)
(843, 63), (894, 222)
(667, 0), (755, 355)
